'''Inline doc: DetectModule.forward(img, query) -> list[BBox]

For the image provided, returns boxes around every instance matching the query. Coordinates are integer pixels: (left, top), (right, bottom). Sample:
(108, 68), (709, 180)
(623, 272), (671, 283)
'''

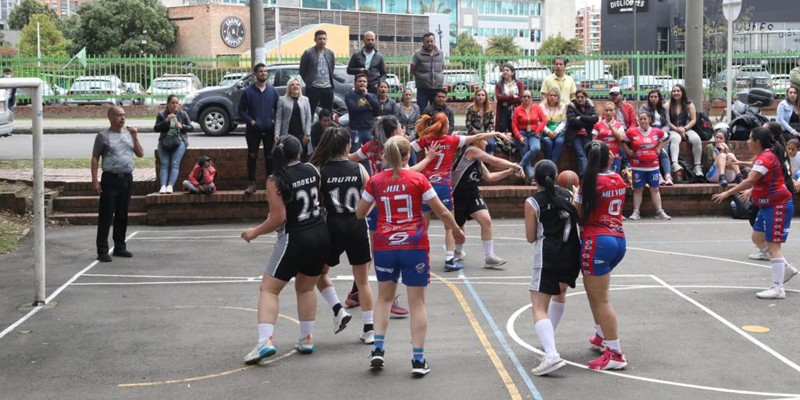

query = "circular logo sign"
(220, 16), (246, 48)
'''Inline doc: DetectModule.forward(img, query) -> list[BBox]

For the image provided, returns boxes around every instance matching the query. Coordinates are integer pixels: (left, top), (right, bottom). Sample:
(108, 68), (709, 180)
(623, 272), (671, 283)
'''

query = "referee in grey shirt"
(91, 106), (144, 262)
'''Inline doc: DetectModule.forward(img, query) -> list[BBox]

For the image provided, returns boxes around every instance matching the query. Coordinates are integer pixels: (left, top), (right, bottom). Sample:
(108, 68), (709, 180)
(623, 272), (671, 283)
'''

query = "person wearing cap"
(3, 67), (16, 111)
(540, 57), (577, 105)
(790, 55), (800, 88)
(609, 87), (636, 130)
(422, 89), (454, 134)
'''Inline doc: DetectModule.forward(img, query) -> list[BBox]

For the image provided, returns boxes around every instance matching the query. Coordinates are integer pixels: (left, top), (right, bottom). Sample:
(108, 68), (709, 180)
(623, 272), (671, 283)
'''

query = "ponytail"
(580, 141), (610, 219)
(383, 135), (411, 179)
(271, 135), (302, 203)
(309, 127), (350, 169)
(415, 112), (449, 139)
(373, 115), (399, 150)
(533, 160), (579, 221)
(752, 127), (795, 193)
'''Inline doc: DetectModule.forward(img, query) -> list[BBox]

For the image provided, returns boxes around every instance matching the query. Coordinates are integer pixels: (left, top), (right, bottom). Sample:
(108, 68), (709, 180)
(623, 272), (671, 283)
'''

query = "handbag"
(161, 117), (182, 151)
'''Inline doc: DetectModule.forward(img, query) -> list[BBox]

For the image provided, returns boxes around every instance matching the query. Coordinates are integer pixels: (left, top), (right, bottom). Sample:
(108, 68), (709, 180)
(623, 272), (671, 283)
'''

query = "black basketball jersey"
(531, 187), (580, 271)
(452, 147), (483, 196)
(320, 158), (364, 218)
(281, 161), (324, 233)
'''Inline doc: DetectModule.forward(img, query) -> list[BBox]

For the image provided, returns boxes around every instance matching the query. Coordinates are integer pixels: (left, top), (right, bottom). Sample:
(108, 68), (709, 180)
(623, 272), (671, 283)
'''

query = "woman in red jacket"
(182, 156), (216, 194)
(513, 90), (546, 182)
(495, 63), (525, 133)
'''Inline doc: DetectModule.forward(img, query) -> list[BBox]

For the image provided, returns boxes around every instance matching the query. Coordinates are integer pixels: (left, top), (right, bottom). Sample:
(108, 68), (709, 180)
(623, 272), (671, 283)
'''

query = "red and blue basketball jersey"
(362, 169), (436, 251)
(356, 141), (384, 174)
(625, 127), (665, 170)
(752, 149), (792, 207)
(411, 134), (467, 185)
(580, 172), (627, 239)
(593, 120), (623, 156)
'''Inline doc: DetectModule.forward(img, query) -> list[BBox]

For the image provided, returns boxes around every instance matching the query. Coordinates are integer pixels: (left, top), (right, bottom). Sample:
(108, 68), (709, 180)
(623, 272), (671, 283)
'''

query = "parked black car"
(183, 64), (352, 136)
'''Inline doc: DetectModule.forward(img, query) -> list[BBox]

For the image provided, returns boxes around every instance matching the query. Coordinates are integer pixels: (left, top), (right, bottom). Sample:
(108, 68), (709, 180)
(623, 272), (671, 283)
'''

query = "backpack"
(695, 111), (714, 141)
(677, 156), (705, 183)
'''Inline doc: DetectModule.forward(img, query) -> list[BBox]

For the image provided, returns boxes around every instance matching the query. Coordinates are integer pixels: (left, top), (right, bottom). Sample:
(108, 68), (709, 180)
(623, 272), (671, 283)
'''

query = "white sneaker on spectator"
(628, 210), (641, 220)
(658, 174), (666, 186)
(672, 162), (683, 172)
(654, 209), (672, 220)
(784, 264), (798, 284)
(454, 250), (467, 261)
(693, 165), (704, 177)
(159, 185), (167, 194)
(664, 174), (674, 186)
(166, 185), (173, 194)
(748, 248), (770, 261)
(756, 284), (785, 299)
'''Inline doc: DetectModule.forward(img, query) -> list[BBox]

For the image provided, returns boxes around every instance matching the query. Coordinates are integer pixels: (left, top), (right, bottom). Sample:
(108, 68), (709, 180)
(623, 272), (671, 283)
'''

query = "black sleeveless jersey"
(452, 147), (483, 196)
(532, 187), (580, 270)
(280, 162), (324, 233)
(320, 158), (364, 218)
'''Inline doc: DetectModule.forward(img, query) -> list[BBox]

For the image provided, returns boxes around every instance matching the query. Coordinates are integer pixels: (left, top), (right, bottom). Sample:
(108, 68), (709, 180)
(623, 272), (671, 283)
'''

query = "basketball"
(557, 170), (580, 189)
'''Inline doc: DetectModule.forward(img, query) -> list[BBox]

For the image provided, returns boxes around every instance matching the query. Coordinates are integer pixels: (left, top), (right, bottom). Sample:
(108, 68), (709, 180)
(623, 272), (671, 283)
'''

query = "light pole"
(723, 0), (742, 123)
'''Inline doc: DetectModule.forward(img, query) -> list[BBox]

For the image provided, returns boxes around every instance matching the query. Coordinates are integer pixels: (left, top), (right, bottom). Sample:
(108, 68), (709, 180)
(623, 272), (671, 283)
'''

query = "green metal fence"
(3, 51), (797, 106)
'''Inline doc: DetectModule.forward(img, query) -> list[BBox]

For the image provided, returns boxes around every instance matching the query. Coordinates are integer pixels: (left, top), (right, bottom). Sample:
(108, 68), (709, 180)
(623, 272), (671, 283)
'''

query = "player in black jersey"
(451, 137), (523, 268)
(309, 127), (376, 343)
(241, 135), (331, 365)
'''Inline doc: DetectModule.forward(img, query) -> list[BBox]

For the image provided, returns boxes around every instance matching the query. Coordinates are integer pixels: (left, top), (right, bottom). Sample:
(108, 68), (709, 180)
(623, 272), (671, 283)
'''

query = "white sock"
(455, 243), (464, 252)
(446, 251), (454, 261)
(595, 324), (604, 338)
(258, 323), (274, 342)
(300, 321), (314, 338)
(482, 240), (494, 259)
(548, 301), (566, 331)
(534, 319), (558, 361)
(770, 258), (786, 285)
(606, 338), (621, 352)
(362, 310), (374, 325)
(320, 286), (341, 309)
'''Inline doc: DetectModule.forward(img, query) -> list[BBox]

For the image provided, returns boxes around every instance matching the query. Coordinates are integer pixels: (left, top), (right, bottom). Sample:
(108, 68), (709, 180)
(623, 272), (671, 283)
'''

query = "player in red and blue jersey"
(357, 135), (464, 377)
(411, 112), (509, 271)
(573, 140), (628, 371)
(623, 111), (671, 221)
(713, 127), (798, 299)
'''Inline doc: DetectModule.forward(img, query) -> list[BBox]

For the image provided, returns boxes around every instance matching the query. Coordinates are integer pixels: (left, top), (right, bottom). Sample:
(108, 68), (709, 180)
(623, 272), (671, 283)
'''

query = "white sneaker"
(748, 248), (770, 261)
(244, 337), (276, 365)
(159, 185), (167, 194)
(693, 165), (704, 177)
(360, 330), (375, 344)
(295, 334), (314, 354)
(654, 209), (672, 220)
(334, 308), (352, 334)
(628, 210), (641, 220)
(166, 185), (173, 194)
(784, 264), (798, 284)
(756, 284), (786, 300)
(672, 162), (683, 172)
(530, 355), (566, 376)
(484, 256), (507, 268)
(454, 250), (467, 261)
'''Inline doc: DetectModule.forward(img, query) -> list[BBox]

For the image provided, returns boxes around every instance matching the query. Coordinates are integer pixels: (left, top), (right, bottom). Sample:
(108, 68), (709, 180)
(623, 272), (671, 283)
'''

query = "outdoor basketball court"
(1, 217), (799, 399)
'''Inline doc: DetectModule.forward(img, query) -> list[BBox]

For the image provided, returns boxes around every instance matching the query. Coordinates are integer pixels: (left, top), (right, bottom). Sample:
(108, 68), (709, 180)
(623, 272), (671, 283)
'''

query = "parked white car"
(145, 74), (203, 106)
(0, 93), (13, 137)
(66, 75), (126, 106)
(219, 72), (247, 87)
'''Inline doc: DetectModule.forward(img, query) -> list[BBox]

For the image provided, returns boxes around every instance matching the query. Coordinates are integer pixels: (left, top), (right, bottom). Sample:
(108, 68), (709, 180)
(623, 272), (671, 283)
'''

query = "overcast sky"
(575, 0), (602, 9)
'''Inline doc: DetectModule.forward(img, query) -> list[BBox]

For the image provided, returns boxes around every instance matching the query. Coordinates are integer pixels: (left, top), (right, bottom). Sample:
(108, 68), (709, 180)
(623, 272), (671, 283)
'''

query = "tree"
(56, 15), (82, 49)
(452, 31), (482, 57)
(537, 34), (582, 57)
(73, 0), (176, 56)
(18, 14), (71, 58)
(418, 0), (451, 14)
(7, 0), (56, 30)
(486, 35), (521, 68)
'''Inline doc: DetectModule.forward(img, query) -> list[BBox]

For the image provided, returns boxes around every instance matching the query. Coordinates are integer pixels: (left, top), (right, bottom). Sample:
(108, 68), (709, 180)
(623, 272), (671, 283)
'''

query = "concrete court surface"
(1, 217), (800, 400)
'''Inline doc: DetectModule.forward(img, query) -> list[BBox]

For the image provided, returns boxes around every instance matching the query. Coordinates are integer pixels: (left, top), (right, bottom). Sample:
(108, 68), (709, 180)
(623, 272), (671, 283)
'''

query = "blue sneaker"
(244, 337), (276, 365)
(295, 334), (314, 354)
(444, 259), (463, 272)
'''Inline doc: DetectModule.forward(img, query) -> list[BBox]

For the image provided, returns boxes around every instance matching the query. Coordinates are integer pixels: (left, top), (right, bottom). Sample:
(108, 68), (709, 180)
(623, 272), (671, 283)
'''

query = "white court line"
(505, 285), (800, 398)
(83, 273), (258, 280)
(0, 231), (139, 340)
(650, 275), (800, 375)
(629, 247), (771, 270)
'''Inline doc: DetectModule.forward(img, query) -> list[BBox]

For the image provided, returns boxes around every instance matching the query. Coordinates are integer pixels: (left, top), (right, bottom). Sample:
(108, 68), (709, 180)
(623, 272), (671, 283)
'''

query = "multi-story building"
(38, 0), (84, 16)
(575, 5), (600, 53)
(0, 0), (20, 20)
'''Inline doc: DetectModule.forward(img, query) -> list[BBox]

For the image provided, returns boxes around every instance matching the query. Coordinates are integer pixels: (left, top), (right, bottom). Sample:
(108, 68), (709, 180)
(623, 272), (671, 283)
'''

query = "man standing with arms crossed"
(92, 106), (143, 262)
(239, 63), (279, 195)
(347, 31), (387, 94)
(410, 32), (444, 109)
(300, 30), (336, 113)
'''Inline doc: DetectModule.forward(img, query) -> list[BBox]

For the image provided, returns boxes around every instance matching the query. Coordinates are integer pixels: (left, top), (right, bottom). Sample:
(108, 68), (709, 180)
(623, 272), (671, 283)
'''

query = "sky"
(575, 0), (602, 9)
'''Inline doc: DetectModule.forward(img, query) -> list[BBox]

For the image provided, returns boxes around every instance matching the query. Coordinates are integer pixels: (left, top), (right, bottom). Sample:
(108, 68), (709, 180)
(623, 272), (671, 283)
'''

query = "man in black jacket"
(347, 31), (386, 94)
(299, 30), (336, 113)
(422, 89), (454, 135)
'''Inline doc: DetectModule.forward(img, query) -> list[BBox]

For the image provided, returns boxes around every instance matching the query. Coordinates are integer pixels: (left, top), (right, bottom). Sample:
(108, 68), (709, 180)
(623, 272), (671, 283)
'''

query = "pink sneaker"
(390, 295), (409, 316)
(588, 348), (627, 371)
(588, 334), (606, 352)
(345, 291), (360, 308)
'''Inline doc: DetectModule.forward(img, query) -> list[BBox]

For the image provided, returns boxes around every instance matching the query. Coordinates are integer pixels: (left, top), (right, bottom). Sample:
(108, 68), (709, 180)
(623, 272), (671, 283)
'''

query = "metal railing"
(2, 51), (797, 105)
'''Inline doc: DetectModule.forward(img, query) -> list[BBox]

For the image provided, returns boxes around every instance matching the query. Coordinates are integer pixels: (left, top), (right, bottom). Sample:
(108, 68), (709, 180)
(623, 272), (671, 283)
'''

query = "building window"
(302, 0), (327, 9)
(331, 0), (356, 10)
(657, 27), (669, 52)
(385, 0), (407, 13)
(358, 0), (381, 11)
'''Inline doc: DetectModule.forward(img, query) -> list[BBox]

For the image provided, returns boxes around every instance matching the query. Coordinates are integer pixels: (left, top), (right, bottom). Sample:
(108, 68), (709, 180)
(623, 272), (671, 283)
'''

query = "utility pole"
(685, 0), (704, 108)
(250, 0), (266, 68)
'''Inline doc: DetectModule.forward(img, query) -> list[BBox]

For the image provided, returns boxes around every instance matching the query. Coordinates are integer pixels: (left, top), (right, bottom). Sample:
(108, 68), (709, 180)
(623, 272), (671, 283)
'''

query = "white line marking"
(83, 273), (260, 280)
(0, 231), (139, 340)
(629, 247), (771, 270)
(506, 286), (800, 398)
(650, 275), (800, 374)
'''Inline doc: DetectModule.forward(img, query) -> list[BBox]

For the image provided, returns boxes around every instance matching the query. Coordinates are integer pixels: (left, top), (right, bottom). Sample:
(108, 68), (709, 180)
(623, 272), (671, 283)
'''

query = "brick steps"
(48, 212), (147, 226)
(52, 195), (146, 214)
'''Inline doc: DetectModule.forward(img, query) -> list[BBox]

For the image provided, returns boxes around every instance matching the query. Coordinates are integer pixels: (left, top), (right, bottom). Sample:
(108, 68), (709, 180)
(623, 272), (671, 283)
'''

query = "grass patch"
(0, 212), (27, 255)
(0, 158), (155, 169)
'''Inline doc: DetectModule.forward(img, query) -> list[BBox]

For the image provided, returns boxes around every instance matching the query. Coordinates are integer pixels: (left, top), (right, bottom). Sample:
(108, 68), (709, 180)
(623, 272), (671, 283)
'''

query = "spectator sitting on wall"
(702, 129), (742, 187)
(565, 88), (599, 175)
(540, 56), (576, 105)
(540, 87), (567, 166)
(154, 94), (192, 194)
(639, 89), (673, 185)
(183, 156), (217, 194)
(465, 88), (496, 154)
(666, 84), (703, 178)
(422, 89), (454, 135)
(777, 85), (800, 142)
(347, 31), (387, 94)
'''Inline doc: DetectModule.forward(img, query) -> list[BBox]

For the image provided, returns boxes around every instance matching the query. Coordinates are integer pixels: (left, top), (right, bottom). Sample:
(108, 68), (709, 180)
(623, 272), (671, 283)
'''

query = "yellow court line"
(118, 306), (297, 388)
(431, 272), (522, 400)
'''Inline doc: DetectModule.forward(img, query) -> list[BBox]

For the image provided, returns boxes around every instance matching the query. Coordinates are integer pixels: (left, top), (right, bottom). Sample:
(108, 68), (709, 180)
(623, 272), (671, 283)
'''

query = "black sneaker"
(97, 253), (112, 262)
(411, 359), (430, 377)
(113, 249), (133, 258)
(370, 348), (385, 368)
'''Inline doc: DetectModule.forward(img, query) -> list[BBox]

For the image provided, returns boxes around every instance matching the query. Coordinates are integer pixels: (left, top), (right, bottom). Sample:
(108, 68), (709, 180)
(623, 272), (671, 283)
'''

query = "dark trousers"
(96, 172), (132, 255)
(416, 87), (439, 110)
(306, 86), (334, 114)
(246, 130), (274, 182)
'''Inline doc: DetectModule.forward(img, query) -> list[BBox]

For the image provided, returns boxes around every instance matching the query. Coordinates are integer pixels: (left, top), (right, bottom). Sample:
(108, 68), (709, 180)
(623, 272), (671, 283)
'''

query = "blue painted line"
(458, 270), (544, 400)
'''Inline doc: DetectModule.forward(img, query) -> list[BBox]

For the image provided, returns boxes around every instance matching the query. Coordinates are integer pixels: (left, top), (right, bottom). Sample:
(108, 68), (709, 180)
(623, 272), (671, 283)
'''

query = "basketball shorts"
(632, 168), (660, 189)
(265, 224), (331, 281)
(453, 191), (488, 227)
(326, 217), (372, 267)
(753, 201), (793, 243)
(580, 235), (627, 277)
(373, 249), (430, 287)
(422, 184), (453, 212)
